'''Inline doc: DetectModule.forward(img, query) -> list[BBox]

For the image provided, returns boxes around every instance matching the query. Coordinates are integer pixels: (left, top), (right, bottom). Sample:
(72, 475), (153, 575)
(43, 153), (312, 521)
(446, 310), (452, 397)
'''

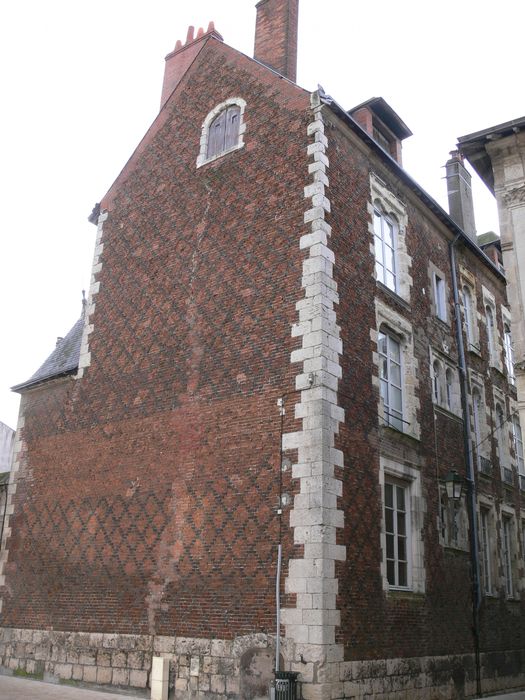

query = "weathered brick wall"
(1, 40), (310, 647)
(326, 108), (525, 691)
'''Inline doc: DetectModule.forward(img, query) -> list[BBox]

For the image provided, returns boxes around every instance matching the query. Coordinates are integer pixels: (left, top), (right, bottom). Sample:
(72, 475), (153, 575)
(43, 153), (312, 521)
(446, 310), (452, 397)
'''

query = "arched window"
(495, 403), (505, 461)
(207, 105), (240, 159)
(197, 98), (246, 167)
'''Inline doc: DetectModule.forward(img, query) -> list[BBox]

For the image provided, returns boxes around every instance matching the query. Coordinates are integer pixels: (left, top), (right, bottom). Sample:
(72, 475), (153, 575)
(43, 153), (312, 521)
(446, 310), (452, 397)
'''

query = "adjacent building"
(0, 2), (524, 698)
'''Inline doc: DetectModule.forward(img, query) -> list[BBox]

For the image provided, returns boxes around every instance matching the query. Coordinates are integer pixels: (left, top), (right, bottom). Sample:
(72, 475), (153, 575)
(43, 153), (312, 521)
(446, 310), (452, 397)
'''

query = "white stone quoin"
(282, 91), (345, 699)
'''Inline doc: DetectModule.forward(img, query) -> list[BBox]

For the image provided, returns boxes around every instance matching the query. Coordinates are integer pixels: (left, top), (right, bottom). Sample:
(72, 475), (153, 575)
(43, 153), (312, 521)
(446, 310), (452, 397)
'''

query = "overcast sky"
(1, 0), (522, 430)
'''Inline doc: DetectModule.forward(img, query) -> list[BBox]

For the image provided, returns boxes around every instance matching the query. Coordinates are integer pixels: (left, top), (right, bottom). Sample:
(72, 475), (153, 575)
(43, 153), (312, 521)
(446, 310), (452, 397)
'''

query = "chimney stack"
(161, 22), (223, 109)
(254, 0), (299, 82)
(445, 150), (477, 241)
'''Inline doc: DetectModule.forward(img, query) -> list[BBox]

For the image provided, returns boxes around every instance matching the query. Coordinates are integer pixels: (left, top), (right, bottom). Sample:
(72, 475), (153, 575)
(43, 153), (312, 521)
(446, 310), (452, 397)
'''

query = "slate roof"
(12, 317), (84, 393)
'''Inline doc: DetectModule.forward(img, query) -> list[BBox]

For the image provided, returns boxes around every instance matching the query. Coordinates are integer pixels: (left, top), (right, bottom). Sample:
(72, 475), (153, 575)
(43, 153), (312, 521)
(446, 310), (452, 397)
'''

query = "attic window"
(197, 98), (247, 168)
(207, 106), (240, 159)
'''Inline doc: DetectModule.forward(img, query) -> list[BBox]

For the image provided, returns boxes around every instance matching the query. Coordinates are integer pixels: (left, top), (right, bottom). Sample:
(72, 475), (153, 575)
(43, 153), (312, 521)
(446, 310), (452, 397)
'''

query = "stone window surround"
(469, 370), (491, 466)
(502, 305), (515, 385)
(499, 505), (518, 598)
(196, 97), (247, 168)
(374, 299), (420, 440)
(459, 266), (480, 355)
(482, 285), (503, 372)
(492, 387), (512, 478)
(429, 346), (461, 416)
(428, 261), (450, 325)
(478, 496), (497, 596)
(379, 456), (425, 594)
(369, 173), (412, 303)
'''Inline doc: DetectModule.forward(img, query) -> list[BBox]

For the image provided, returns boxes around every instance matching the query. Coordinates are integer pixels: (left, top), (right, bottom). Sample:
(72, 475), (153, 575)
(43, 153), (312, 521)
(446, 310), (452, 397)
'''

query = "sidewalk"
(482, 694), (525, 700)
(0, 674), (142, 699)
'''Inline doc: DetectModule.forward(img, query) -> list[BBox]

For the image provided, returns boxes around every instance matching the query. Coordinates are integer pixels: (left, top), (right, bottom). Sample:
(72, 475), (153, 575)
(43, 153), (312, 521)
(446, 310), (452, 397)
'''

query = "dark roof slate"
(12, 317), (84, 393)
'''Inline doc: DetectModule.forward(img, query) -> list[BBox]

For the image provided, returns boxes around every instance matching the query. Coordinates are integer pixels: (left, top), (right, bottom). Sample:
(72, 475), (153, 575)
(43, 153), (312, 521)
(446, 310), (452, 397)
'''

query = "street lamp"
(445, 470), (463, 500)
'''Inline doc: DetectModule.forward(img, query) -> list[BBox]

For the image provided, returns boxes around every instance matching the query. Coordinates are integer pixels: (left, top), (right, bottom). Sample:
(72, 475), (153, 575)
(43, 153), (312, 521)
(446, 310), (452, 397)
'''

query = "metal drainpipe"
(449, 237), (482, 697)
(0, 483), (9, 552)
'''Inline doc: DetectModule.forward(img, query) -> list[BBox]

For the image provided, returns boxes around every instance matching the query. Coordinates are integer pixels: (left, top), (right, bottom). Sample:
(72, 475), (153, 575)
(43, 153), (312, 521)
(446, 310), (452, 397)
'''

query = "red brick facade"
(1, 9), (524, 700)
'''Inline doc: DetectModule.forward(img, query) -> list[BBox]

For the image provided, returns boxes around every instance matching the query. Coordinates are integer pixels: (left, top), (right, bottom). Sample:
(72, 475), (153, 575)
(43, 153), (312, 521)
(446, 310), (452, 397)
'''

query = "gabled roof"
(12, 316), (84, 393)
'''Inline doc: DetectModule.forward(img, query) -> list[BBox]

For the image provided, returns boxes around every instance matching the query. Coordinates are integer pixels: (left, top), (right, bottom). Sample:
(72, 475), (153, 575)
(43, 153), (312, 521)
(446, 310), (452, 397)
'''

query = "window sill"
(196, 141), (245, 169)
(380, 423), (420, 444)
(467, 343), (481, 357)
(386, 588), (425, 601)
(376, 281), (410, 311)
(433, 404), (463, 423)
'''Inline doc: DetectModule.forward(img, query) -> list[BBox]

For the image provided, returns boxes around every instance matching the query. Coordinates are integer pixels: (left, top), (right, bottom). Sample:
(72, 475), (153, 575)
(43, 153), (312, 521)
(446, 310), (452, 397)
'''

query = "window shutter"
(207, 111), (226, 158)
(224, 106), (240, 150)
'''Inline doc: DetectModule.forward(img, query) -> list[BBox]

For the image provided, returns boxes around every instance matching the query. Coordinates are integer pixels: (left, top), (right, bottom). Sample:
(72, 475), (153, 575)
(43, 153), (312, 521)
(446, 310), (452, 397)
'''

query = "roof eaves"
(318, 89), (505, 282)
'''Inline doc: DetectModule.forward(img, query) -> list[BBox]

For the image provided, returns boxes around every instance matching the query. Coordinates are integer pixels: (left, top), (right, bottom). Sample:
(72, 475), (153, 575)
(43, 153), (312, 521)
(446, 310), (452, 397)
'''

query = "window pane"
(384, 245), (394, 273)
(396, 485), (405, 511)
(387, 559), (395, 585)
(385, 271), (395, 291)
(384, 220), (394, 248)
(398, 562), (407, 587)
(384, 483), (393, 508)
(389, 338), (401, 363)
(390, 386), (402, 413)
(374, 236), (384, 264)
(385, 508), (394, 532)
(390, 363), (401, 387)
(397, 512), (406, 536)
(386, 534), (394, 559)
(397, 535), (406, 561)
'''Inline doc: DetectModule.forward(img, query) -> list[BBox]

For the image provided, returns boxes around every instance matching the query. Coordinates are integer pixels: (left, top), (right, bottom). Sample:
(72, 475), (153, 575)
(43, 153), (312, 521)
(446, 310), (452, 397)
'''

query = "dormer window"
(196, 98), (247, 167)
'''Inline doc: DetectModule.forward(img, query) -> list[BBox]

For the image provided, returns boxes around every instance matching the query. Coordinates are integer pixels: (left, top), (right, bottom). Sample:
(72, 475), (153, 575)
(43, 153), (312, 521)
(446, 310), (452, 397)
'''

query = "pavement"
(0, 674), (523, 700)
(0, 674), (142, 699)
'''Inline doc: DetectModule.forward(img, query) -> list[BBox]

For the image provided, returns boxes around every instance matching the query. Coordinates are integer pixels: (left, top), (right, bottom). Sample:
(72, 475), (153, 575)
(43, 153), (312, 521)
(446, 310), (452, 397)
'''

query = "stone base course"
(2, 627), (524, 698)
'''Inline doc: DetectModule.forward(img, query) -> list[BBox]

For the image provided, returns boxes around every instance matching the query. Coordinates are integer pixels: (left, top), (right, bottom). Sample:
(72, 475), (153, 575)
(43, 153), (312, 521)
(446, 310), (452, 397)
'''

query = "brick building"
(1, 1), (524, 698)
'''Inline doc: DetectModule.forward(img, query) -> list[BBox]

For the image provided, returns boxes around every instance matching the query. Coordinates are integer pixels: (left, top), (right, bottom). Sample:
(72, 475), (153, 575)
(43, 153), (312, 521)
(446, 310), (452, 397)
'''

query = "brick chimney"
(161, 22), (223, 109)
(445, 150), (477, 241)
(254, 0), (299, 82)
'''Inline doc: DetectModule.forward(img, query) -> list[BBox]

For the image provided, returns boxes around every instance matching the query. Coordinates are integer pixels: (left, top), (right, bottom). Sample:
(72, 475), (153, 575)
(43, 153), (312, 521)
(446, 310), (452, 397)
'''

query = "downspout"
(449, 236), (482, 697)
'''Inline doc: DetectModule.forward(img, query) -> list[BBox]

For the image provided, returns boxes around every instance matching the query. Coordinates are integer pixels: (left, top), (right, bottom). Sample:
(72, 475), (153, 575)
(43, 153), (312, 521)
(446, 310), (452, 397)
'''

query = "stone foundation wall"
(0, 628), (292, 698)
(1, 627), (524, 698)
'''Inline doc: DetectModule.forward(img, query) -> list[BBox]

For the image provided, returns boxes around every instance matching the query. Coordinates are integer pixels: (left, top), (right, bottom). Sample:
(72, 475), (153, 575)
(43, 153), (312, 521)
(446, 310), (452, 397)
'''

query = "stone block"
(96, 666), (112, 684)
(129, 669), (148, 688)
(211, 673), (226, 693)
(112, 667), (130, 686)
(72, 664), (83, 681)
(83, 665), (97, 683)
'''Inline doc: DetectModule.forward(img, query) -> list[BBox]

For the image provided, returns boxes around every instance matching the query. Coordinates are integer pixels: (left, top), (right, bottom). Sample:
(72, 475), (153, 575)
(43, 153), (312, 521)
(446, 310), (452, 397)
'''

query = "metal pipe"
(275, 543), (282, 673)
(449, 238), (482, 697)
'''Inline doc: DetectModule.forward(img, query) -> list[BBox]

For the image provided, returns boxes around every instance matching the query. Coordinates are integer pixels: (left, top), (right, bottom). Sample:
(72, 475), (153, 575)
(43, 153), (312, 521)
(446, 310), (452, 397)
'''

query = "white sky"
(1, 0), (522, 430)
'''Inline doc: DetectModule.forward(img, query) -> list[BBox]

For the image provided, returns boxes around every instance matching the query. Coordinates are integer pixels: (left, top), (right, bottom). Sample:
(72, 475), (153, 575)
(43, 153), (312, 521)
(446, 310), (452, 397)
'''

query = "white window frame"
(479, 508), (493, 595)
(369, 174), (412, 303)
(429, 348), (460, 415)
(378, 329), (403, 431)
(379, 458), (425, 594)
(470, 373), (490, 474)
(512, 415), (525, 477)
(432, 271), (447, 322)
(374, 300), (420, 440)
(196, 98), (247, 168)
(462, 285), (476, 351)
(501, 514), (515, 598)
(482, 286), (502, 371)
(504, 322), (515, 386)
(373, 207), (397, 293)
(384, 478), (411, 589)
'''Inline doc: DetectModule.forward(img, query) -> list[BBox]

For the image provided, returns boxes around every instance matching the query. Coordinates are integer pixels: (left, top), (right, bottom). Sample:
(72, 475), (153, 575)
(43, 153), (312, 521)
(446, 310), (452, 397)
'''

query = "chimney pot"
(445, 151), (477, 240)
(174, 39), (182, 51)
(186, 26), (194, 44)
(197, 27), (204, 39)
